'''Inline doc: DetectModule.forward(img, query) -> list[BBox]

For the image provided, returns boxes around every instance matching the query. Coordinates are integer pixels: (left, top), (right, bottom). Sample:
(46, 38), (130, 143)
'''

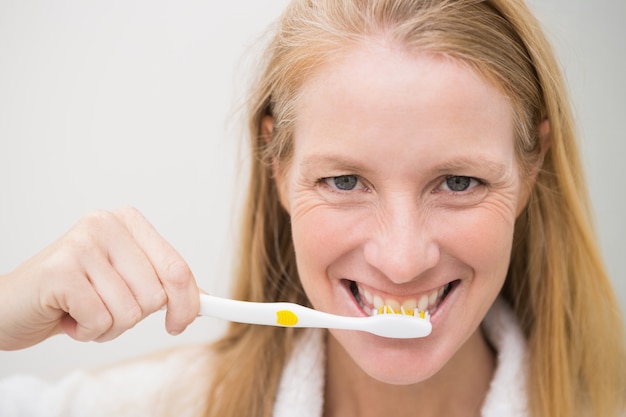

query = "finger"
(114, 207), (199, 335)
(30, 235), (117, 343)
(93, 212), (169, 316)
(54, 276), (114, 342)
(82, 258), (144, 342)
(65, 211), (164, 339)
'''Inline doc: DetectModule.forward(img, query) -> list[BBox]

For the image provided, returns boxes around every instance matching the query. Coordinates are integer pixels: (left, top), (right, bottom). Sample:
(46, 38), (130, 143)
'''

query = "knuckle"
(144, 289), (168, 311)
(92, 312), (114, 334)
(64, 229), (99, 256)
(113, 206), (143, 223)
(162, 259), (193, 289)
(89, 305), (143, 342)
(124, 304), (144, 328)
(76, 313), (113, 342)
(107, 299), (144, 333)
(65, 211), (118, 253)
(77, 210), (117, 230)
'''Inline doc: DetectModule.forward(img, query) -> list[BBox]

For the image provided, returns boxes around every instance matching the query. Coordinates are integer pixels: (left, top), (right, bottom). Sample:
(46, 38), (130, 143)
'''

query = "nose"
(362, 203), (440, 284)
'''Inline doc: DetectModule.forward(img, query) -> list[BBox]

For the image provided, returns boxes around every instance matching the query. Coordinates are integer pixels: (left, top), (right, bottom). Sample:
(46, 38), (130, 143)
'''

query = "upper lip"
(345, 279), (454, 314)
(344, 278), (450, 300)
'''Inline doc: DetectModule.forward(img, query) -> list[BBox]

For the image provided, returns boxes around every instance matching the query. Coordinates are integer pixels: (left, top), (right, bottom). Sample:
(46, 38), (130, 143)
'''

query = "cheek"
(439, 203), (516, 278)
(291, 205), (336, 259)
(289, 184), (368, 258)
(290, 202), (369, 302)
(290, 204), (345, 285)
(294, 220), (355, 257)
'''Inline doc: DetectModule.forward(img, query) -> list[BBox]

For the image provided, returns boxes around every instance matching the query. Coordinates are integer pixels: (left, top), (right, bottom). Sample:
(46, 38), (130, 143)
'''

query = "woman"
(1, 0), (624, 416)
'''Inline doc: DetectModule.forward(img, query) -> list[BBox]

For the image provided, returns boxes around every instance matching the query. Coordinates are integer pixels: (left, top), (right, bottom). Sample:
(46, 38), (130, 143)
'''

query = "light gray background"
(1, 0), (624, 380)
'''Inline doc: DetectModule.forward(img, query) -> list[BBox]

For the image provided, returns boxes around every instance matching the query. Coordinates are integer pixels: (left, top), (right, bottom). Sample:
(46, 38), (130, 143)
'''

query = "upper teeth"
(357, 283), (449, 317)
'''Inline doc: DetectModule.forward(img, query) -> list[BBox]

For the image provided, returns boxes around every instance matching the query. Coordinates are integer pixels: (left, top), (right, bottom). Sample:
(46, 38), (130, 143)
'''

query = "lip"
(342, 279), (459, 322)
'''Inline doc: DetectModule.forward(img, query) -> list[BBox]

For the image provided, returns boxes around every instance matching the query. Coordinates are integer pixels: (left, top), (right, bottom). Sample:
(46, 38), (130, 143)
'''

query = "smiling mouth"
(348, 280), (457, 317)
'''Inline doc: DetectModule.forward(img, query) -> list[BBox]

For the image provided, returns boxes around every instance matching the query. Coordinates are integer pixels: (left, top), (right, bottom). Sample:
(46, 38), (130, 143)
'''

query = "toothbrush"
(199, 294), (432, 339)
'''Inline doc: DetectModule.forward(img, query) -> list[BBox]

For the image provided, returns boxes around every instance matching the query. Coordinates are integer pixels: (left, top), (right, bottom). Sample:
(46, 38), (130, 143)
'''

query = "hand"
(0, 206), (199, 350)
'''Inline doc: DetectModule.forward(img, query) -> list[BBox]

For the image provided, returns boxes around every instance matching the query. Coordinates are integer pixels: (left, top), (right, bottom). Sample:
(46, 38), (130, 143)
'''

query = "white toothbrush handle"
(199, 294), (299, 325)
(198, 294), (431, 339)
(200, 294), (335, 327)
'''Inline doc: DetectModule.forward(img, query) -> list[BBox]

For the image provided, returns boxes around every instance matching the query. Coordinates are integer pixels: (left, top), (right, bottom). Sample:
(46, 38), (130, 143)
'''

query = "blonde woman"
(1, 0), (624, 416)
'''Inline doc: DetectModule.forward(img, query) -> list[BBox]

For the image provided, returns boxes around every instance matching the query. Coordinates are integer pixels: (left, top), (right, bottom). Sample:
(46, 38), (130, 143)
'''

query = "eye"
(440, 176), (481, 192)
(323, 175), (361, 191)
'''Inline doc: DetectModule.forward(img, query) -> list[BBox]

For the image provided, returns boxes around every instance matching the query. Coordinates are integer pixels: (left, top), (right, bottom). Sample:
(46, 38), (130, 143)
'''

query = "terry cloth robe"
(0, 299), (528, 417)
(272, 298), (529, 417)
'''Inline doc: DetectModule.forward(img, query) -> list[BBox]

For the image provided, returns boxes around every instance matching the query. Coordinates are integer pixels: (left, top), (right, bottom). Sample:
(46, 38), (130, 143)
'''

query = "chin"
(328, 328), (453, 385)
(361, 360), (443, 386)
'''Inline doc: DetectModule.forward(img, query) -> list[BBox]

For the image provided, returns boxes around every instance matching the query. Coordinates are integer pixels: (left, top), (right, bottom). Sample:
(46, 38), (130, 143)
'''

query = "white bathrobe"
(0, 299), (528, 417)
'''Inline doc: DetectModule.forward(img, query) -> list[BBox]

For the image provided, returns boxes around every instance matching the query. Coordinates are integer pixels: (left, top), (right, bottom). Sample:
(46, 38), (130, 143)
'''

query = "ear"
(261, 115), (274, 144)
(261, 115), (291, 212)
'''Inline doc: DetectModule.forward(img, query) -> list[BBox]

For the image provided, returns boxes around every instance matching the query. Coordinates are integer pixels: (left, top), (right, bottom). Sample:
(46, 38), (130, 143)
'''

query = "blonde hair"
(204, 1), (626, 416)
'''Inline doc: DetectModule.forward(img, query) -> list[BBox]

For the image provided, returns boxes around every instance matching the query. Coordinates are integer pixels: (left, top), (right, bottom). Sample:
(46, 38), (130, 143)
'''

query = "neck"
(323, 329), (496, 417)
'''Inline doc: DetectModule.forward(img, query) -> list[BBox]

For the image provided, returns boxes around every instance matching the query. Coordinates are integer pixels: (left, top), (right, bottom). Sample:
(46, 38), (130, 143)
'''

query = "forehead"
(298, 42), (508, 122)
(291, 42), (515, 170)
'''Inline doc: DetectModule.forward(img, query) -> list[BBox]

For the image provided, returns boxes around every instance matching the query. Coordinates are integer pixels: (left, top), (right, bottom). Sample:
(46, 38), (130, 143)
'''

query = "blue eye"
(442, 176), (479, 192)
(330, 175), (359, 191)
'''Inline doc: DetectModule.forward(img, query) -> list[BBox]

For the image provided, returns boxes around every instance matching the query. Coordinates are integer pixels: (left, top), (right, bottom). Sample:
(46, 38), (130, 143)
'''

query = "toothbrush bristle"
(377, 304), (427, 319)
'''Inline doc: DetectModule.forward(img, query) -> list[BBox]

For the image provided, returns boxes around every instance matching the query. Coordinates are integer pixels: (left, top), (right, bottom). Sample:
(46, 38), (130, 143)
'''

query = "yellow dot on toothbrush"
(276, 310), (299, 326)
(419, 310), (425, 319)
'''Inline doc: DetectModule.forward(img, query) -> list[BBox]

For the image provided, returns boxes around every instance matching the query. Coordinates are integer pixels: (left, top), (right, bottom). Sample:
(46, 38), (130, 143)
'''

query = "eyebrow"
(299, 153), (511, 179)
(432, 156), (511, 178)
(299, 154), (364, 172)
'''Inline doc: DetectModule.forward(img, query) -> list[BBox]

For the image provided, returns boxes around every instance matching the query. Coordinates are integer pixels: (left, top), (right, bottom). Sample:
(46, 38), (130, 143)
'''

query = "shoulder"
(0, 344), (215, 417)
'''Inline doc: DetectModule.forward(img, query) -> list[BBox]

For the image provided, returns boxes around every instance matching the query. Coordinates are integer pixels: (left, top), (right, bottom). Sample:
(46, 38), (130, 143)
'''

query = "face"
(274, 42), (528, 384)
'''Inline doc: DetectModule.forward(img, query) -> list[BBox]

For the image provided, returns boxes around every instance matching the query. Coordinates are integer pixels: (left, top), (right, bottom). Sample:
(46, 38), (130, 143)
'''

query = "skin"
(270, 40), (535, 416)
(0, 206), (199, 350)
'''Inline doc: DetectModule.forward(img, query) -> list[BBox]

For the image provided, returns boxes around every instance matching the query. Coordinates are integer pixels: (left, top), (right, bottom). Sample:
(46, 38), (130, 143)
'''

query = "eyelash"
(318, 175), (486, 195)
(318, 175), (368, 192)
(436, 176), (486, 194)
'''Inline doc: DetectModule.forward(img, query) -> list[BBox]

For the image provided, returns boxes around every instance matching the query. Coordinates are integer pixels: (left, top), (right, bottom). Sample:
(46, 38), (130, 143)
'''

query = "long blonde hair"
(204, 1), (626, 416)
